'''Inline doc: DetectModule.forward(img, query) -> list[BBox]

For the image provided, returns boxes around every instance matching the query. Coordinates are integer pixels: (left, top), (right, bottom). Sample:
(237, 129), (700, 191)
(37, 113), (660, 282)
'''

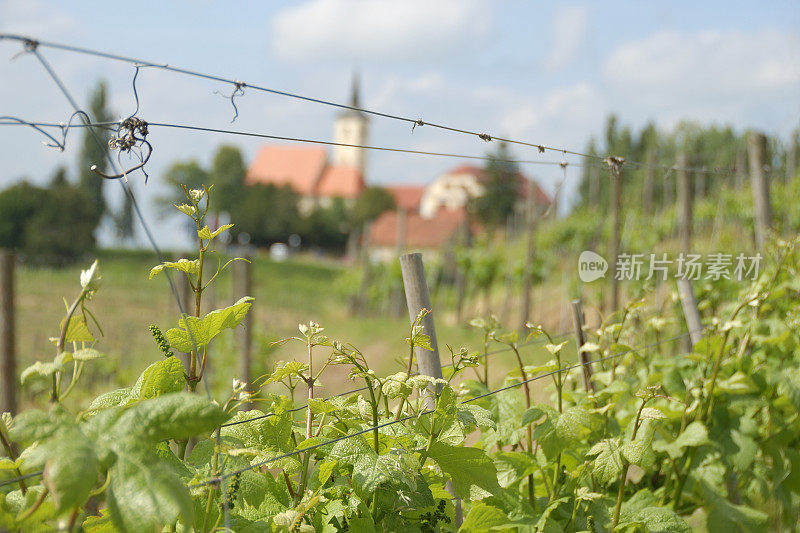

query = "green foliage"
(230, 183), (301, 246)
(77, 80), (113, 226)
(470, 142), (520, 228)
(349, 186), (396, 229)
(0, 172), (96, 264)
(3, 183), (800, 531)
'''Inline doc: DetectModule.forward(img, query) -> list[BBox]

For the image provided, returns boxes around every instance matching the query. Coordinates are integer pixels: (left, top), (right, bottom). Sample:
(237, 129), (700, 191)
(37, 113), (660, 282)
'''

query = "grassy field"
(13, 249), (559, 410)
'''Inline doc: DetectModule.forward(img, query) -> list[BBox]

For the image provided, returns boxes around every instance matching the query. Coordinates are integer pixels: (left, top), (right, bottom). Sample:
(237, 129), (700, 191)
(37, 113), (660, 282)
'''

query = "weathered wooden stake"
(400, 253), (443, 383)
(399, 252), (462, 526)
(787, 132), (797, 184)
(609, 163), (622, 312)
(677, 278), (703, 348)
(454, 220), (471, 324)
(748, 131), (772, 251)
(677, 151), (692, 254)
(234, 256), (253, 395)
(642, 150), (655, 215)
(1, 250), (16, 415)
(589, 163), (600, 209)
(735, 148), (747, 189)
(520, 192), (538, 329)
(390, 209), (408, 318)
(570, 299), (594, 393)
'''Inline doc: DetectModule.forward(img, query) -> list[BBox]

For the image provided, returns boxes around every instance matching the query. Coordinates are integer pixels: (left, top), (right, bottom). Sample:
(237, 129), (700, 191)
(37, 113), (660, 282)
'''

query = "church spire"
(350, 71), (360, 108)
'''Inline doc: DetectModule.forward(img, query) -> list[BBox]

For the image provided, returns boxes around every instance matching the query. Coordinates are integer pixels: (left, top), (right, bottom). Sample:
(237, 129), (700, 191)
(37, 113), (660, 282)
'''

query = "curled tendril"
(92, 117), (152, 182)
(214, 81), (246, 123)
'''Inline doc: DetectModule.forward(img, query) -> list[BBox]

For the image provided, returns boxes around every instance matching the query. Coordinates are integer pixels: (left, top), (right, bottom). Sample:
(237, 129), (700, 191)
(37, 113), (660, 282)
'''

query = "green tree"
(230, 184), (300, 246)
(160, 160), (210, 211)
(114, 186), (135, 242)
(24, 179), (96, 265)
(77, 81), (113, 228)
(471, 142), (519, 229)
(0, 181), (50, 250)
(209, 145), (247, 213)
(349, 186), (396, 229)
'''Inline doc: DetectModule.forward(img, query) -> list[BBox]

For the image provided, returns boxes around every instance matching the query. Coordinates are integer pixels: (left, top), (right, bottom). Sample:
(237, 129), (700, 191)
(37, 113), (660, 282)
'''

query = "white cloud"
(603, 28), (800, 97)
(0, 0), (77, 37)
(544, 4), (589, 72)
(500, 82), (604, 144)
(271, 0), (492, 62)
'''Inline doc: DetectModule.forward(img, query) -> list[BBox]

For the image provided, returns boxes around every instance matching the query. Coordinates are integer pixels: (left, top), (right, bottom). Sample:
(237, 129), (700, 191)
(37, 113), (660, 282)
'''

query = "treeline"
(0, 82), (134, 264)
(576, 115), (799, 212)
(161, 146), (395, 251)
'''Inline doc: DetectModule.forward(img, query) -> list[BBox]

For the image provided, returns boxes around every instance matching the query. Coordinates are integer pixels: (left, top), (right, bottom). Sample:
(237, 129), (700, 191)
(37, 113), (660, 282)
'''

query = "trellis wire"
(0, 34), (739, 176)
(24, 45), (233, 526)
(191, 330), (695, 488)
(0, 328), (695, 490)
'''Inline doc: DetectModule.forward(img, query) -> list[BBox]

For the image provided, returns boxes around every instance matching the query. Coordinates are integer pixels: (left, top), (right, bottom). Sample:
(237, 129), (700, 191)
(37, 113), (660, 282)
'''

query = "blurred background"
(0, 0), (798, 409)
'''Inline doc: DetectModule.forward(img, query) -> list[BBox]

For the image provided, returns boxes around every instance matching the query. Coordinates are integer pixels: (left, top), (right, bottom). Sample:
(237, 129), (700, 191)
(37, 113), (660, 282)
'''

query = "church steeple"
(333, 71), (369, 174)
(350, 71), (360, 108)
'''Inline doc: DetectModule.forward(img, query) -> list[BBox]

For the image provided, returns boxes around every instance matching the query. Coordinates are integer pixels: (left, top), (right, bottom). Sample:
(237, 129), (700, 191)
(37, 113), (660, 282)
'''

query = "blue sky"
(1, 0), (798, 247)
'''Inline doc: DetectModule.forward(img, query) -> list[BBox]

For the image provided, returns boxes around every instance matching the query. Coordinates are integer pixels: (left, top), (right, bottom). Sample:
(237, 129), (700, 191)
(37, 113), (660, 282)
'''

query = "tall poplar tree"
(77, 80), (113, 229)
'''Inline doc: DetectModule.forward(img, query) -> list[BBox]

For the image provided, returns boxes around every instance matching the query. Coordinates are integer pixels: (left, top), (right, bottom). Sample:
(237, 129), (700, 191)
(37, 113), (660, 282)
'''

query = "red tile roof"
(369, 208), (469, 249)
(245, 146), (365, 199)
(385, 185), (425, 212)
(245, 146), (327, 195)
(317, 166), (365, 199)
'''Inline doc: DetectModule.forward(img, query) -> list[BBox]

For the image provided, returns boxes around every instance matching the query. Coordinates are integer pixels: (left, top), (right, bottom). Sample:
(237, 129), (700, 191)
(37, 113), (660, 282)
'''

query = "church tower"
(332, 73), (369, 175)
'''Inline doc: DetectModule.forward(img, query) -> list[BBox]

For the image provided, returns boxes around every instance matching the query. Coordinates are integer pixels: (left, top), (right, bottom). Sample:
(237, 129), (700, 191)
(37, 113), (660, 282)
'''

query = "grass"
(13, 248), (557, 410)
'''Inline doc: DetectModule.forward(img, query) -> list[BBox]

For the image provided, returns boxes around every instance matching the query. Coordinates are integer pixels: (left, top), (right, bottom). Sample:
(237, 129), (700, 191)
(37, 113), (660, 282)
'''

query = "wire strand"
(193, 329), (695, 487)
(0, 34), (739, 176)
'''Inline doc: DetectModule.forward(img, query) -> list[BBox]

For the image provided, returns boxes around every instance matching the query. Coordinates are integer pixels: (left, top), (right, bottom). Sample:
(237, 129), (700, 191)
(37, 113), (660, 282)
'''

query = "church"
(244, 75), (369, 213)
(244, 75), (550, 257)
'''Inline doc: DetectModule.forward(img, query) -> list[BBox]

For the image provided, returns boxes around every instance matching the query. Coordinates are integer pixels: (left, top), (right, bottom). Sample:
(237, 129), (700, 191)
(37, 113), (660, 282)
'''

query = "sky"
(0, 0), (798, 248)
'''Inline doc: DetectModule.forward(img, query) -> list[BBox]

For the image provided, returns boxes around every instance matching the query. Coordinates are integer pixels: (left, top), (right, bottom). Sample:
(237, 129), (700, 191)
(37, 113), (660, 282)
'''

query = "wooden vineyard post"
(735, 148), (747, 189)
(400, 253), (443, 384)
(570, 299), (595, 393)
(642, 149), (655, 216)
(607, 158), (623, 312)
(520, 190), (538, 330)
(390, 209), (408, 318)
(589, 162), (600, 209)
(454, 220), (471, 325)
(1, 250), (16, 415)
(677, 151), (692, 254)
(677, 278), (703, 348)
(356, 222), (372, 315)
(234, 255), (253, 401)
(399, 252), (462, 527)
(748, 131), (772, 251)
(787, 132), (797, 184)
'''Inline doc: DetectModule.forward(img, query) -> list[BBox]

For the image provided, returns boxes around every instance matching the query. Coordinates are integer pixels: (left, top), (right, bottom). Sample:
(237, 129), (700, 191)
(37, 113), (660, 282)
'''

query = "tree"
(114, 186), (135, 243)
(24, 178), (96, 265)
(471, 142), (519, 229)
(0, 168), (95, 264)
(160, 160), (210, 211)
(77, 80), (113, 228)
(349, 186), (396, 229)
(230, 184), (300, 246)
(0, 181), (49, 250)
(210, 145), (247, 213)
